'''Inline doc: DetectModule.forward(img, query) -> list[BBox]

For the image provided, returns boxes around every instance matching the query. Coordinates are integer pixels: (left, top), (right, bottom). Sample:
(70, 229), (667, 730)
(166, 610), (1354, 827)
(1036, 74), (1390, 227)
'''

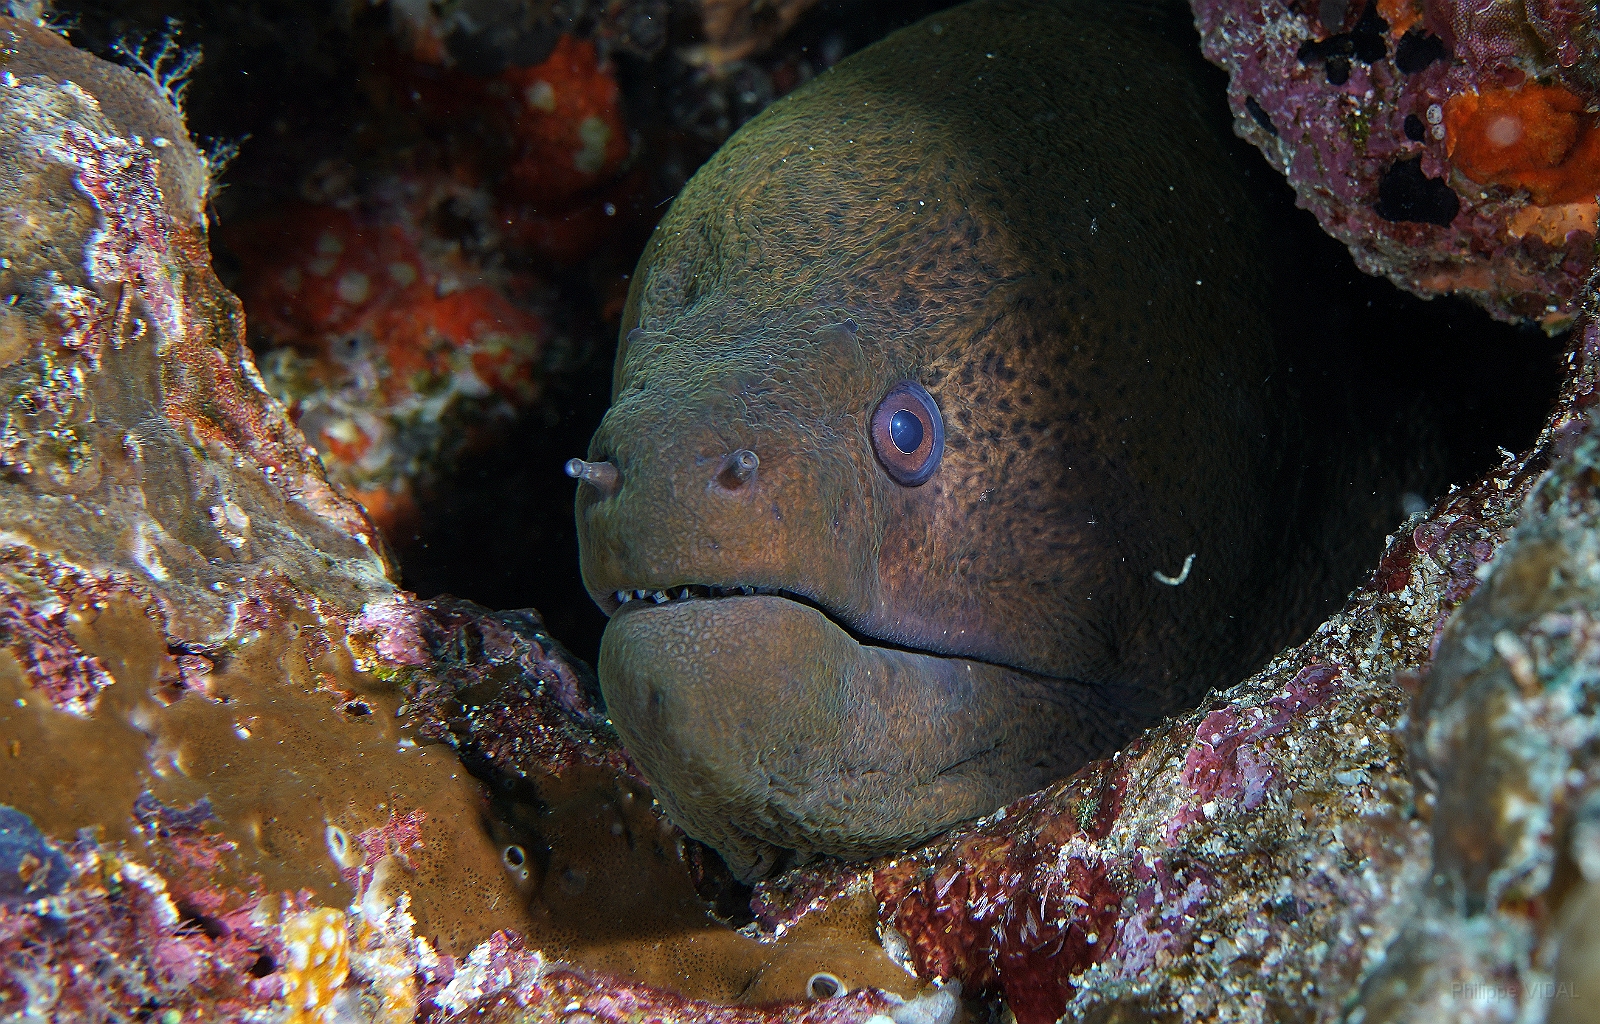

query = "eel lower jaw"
(597, 593), (1113, 882)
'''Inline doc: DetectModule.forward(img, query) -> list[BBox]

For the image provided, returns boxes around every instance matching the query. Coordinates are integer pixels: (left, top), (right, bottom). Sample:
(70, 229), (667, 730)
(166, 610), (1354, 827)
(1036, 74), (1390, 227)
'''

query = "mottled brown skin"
(575, 0), (1364, 880)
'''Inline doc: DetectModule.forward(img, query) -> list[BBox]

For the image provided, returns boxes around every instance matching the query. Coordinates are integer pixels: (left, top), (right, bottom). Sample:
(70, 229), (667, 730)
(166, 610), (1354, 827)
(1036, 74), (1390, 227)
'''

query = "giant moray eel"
(572, 0), (1391, 880)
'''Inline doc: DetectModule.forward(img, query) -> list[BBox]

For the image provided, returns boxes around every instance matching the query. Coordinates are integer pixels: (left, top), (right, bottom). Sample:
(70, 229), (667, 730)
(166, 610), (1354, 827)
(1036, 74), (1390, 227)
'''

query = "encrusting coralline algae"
(1194, 0), (1600, 330)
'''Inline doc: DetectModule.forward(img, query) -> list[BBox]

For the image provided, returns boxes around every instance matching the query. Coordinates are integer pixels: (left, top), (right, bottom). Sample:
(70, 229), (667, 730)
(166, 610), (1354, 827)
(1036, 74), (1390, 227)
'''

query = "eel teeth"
(612, 583), (788, 607)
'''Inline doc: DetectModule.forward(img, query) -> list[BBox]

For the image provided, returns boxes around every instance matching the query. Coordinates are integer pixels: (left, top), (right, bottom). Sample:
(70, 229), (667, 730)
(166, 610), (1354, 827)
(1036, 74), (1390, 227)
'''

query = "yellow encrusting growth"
(281, 908), (350, 1023)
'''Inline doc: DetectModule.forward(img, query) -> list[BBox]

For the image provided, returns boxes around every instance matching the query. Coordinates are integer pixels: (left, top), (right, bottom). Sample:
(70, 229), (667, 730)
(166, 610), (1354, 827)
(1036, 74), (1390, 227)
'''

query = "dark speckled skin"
(575, 0), (1372, 880)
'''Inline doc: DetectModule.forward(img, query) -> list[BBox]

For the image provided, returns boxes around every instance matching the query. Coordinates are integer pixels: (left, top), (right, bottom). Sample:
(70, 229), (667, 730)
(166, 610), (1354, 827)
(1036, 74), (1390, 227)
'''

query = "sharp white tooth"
(617, 591), (631, 603)
(635, 589), (648, 599)
(679, 589), (691, 599)
(652, 590), (668, 603)
(740, 585), (755, 595)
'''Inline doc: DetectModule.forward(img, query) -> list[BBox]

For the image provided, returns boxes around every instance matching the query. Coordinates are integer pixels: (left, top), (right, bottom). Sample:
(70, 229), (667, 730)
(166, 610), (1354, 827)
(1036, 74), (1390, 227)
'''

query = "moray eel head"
(574, 0), (1329, 880)
(578, 320), (1112, 881)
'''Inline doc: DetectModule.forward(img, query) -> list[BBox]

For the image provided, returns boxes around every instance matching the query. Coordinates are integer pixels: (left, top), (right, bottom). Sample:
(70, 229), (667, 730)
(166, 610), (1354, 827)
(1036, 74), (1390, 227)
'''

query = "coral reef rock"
(1194, 0), (1599, 328)
(1352, 310), (1600, 1022)
(0, 13), (543, 1016)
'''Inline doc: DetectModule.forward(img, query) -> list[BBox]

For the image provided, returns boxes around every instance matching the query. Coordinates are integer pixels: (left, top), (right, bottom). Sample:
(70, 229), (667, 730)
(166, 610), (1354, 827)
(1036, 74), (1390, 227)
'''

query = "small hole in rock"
(808, 972), (843, 999)
(173, 898), (227, 939)
(325, 825), (351, 866)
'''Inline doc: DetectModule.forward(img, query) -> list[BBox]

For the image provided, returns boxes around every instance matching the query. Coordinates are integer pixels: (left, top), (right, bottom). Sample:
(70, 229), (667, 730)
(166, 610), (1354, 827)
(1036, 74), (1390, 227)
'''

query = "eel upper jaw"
(603, 582), (795, 616)
(604, 580), (1028, 676)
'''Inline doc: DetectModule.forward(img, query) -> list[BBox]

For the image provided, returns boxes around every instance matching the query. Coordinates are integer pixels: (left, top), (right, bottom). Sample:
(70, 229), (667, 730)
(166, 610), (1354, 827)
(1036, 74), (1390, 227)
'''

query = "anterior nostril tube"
(717, 449), (759, 489)
(565, 458), (620, 497)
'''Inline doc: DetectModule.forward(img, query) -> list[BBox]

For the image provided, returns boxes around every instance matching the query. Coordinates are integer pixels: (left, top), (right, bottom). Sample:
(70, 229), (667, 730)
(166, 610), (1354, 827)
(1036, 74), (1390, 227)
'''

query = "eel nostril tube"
(565, 458), (620, 497)
(717, 449), (759, 490)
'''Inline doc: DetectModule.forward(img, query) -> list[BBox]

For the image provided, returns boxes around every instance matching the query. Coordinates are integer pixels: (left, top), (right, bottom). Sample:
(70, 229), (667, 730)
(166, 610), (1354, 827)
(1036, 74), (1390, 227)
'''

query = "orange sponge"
(1445, 84), (1600, 205)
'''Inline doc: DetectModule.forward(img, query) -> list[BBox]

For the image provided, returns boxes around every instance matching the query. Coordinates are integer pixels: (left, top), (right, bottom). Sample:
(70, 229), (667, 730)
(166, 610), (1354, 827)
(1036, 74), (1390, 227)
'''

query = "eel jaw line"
(608, 582), (1034, 679)
(609, 582), (797, 614)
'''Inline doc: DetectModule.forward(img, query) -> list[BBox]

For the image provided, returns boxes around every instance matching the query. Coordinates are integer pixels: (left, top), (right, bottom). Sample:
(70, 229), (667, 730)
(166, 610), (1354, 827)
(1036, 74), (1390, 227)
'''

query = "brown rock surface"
(0, 11), (536, 954)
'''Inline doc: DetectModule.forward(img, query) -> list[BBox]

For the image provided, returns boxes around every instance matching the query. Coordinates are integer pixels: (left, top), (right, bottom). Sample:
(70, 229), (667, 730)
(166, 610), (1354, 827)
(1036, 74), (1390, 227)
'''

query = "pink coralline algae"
(1192, 0), (1600, 327)
(857, 652), (1387, 1024)
(130, 792), (235, 876)
(0, 831), (286, 1019)
(1167, 662), (1342, 840)
(0, 585), (114, 714)
(343, 809), (429, 894)
(350, 594), (628, 782)
(47, 120), (185, 359)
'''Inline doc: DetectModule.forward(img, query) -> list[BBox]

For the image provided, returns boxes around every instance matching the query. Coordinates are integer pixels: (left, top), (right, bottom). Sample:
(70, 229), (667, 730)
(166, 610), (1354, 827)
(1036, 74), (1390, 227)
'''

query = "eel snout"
(568, 450), (757, 502)
(598, 593), (1113, 882)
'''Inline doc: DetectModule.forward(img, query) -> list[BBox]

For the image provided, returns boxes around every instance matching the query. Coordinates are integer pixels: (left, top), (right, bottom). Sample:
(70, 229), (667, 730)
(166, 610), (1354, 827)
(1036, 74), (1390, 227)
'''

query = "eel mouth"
(596, 587), (1107, 882)
(601, 583), (799, 616)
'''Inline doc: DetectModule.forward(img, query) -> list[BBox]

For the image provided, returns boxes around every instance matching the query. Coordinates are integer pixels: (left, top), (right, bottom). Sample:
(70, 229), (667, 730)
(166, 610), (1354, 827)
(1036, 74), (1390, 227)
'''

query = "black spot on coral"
(1375, 157), (1460, 226)
(1395, 30), (1448, 73)
(1349, 4), (1388, 61)
(1245, 96), (1278, 136)
(1404, 114), (1426, 141)
(1297, 1), (1388, 83)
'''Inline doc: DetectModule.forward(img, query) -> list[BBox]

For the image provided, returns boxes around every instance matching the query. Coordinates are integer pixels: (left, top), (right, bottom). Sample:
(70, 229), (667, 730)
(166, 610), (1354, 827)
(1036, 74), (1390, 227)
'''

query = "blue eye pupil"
(889, 410), (923, 454)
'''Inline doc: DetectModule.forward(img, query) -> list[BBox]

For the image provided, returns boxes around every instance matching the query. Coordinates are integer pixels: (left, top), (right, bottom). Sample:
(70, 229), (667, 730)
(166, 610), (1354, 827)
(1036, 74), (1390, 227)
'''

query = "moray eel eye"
(871, 381), (943, 485)
(889, 410), (922, 453)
